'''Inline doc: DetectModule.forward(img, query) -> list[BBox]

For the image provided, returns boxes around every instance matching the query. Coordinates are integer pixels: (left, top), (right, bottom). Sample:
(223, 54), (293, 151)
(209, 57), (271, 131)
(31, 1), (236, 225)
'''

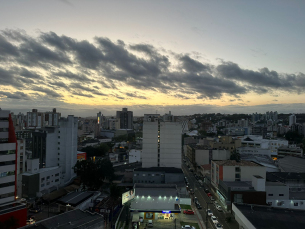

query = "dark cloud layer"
(0, 29), (305, 103)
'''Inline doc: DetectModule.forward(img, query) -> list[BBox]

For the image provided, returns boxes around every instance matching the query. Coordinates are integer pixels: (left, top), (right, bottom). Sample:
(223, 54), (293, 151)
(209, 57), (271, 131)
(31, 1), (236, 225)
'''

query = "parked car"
(194, 196), (198, 202)
(211, 215), (218, 224)
(204, 189), (209, 193)
(147, 220), (153, 227)
(207, 193), (212, 197)
(189, 189), (194, 194)
(210, 196), (215, 201)
(215, 223), (223, 229)
(207, 209), (213, 216)
(181, 225), (195, 229)
(196, 203), (202, 209)
(183, 210), (195, 215)
(29, 208), (41, 213)
(216, 205), (223, 212)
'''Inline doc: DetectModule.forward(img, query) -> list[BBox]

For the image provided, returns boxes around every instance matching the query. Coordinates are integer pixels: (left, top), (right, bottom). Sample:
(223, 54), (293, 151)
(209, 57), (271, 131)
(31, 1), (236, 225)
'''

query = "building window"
(235, 174), (240, 179)
(279, 194), (284, 196)
(294, 203), (298, 206)
(268, 202), (272, 206)
(41, 184), (45, 187)
(268, 194), (273, 196)
(55, 179), (59, 182)
(235, 167), (240, 172)
(142, 174), (146, 176)
(47, 176), (50, 179)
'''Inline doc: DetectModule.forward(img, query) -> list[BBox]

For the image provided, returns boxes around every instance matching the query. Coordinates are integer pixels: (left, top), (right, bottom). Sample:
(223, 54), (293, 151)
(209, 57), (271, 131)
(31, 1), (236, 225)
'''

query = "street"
(182, 161), (239, 229)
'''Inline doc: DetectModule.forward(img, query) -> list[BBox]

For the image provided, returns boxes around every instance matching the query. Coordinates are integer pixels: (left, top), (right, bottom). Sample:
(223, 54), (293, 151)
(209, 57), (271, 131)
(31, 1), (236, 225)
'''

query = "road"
(182, 161), (239, 229)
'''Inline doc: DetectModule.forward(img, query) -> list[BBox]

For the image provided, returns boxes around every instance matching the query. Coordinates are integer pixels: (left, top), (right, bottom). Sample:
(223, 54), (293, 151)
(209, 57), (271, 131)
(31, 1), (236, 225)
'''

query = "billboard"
(77, 152), (87, 161)
(122, 189), (135, 205)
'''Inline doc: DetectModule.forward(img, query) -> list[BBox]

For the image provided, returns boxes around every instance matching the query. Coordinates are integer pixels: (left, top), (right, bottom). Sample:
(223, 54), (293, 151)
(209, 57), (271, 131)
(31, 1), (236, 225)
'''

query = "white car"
(207, 209), (213, 216)
(215, 223), (223, 229)
(216, 205), (223, 211)
(147, 220), (153, 228)
(181, 225), (195, 229)
(211, 215), (218, 224)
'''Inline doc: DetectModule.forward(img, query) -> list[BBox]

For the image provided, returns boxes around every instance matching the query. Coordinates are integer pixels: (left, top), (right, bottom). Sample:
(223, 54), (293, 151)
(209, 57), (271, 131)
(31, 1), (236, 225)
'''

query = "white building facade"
(142, 114), (182, 168)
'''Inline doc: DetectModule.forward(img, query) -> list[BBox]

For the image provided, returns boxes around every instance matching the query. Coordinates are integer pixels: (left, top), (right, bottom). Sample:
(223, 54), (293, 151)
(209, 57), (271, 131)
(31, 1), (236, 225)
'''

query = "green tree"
(74, 159), (115, 190)
(230, 150), (241, 161)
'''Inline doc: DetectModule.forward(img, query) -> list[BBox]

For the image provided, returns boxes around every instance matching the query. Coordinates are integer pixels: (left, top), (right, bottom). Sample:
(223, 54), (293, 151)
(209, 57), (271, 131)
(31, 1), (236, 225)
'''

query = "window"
(142, 174), (146, 176)
(294, 203), (298, 206)
(47, 182), (50, 185)
(41, 184), (45, 187)
(268, 202), (272, 206)
(235, 167), (240, 172)
(279, 194), (284, 196)
(47, 176), (50, 179)
(268, 194), (273, 196)
(41, 178), (45, 182)
(235, 174), (240, 179)
(55, 179), (59, 182)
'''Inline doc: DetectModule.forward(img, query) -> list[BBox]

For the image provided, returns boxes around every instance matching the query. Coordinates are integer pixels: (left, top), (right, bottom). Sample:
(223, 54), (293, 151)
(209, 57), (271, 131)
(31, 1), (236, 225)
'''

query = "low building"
(232, 203), (305, 229)
(129, 149), (142, 163)
(130, 184), (181, 222)
(20, 209), (104, 229)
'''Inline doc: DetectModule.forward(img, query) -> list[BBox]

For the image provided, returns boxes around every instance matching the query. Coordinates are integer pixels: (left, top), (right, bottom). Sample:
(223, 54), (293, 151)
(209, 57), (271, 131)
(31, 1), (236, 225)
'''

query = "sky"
(0, 0), (305, 117)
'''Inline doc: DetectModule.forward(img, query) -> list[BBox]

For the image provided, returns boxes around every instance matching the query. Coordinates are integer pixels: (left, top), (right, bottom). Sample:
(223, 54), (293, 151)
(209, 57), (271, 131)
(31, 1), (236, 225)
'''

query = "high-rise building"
(289, 114), (296, 126)
(142, 113), (182, 168)
(116, 108), (133, 129)
(26, 108), (61, 128)
(32, 115), (78, 183)
(0, 109), (27, 227)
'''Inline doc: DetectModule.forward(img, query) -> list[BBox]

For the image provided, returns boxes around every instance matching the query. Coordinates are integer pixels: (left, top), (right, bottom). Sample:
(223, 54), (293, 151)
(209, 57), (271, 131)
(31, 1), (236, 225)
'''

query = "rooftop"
(20, 209), (104, 229)
(134, 167), (183, 173)
(233, 203), (305, 229)
(266, 172), (305, 182)
(57, 191), (94, 207)
(277, 156), (305, 173)
(213, 160), (262, 167)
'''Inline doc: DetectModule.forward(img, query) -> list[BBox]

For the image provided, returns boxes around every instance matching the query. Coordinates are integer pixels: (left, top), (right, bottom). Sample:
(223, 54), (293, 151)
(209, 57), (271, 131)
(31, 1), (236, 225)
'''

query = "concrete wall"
(223, 166), (266, 182)
(142, 122), (158, 168)
(159, 122), (181, 168)
(266, 183), (289, 201)
(129, 149), (142, 163)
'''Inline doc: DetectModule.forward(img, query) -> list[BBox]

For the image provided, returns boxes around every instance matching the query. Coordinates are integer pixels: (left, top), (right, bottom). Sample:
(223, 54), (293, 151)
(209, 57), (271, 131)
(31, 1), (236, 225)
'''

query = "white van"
(147, 220), (153, 227)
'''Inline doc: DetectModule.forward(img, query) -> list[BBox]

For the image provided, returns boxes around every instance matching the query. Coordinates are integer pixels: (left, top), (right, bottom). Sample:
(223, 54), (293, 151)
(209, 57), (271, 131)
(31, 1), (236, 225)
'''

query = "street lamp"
(206, 202), (213, 229)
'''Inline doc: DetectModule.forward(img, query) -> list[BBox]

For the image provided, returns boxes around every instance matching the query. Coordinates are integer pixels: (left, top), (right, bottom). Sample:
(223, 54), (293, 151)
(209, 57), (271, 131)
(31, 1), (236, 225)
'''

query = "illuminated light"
(164, 196), (166, 198)
(148, 196), (151, 198)
(142, 196), (144, 198)
(159, 196), (161, 198)
(162, 210), (171, 213)
(137, 196), (139, 198)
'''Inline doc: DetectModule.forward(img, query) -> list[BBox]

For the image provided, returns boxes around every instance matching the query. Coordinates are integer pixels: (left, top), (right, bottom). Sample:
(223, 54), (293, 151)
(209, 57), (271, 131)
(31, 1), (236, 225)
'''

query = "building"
(186, 144), (230, 167)
(32, 115), (78, 184)
(130, 184), (182, 223)
(22, 158), (61, 198)
(0, 109), (27, 227)
(232, 203), (305, 229)
(209, 136), (241, 153)
(116, 108), (133, 129)
(20, 209), (104, 229)
(142, 114), (182, 168)
(289, 114), (296, 126)
(26, 108), (61, 128)
(129, 149), (142, 163)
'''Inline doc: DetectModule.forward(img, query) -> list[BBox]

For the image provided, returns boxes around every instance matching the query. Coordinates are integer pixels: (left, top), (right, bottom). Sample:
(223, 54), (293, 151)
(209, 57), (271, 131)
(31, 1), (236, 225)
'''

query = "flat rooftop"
(57, 191), (94, 207)
(234, 203), (305, 229)
(213, 160), (262, 166)
(134, 167), (183, 173)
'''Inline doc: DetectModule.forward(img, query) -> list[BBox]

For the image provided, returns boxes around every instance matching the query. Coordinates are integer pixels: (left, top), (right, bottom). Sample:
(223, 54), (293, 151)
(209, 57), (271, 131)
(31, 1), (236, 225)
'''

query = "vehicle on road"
(210, 196), (215, 201)
(181, 225), (195, 229)
(216, 205), (223, 212)
(147, 220), (153, 227)
(29, 208), (41, 213)
(183, 210), (195, 215)
(211, 215), (218, 224)
(194, 197), (198, 202)
(189, 189), (194, 194)
(207, 193), (212, 197)
(196, 203), (202, 209)
(215, 223), (223, 229)
(207, 209), (213, 216)
(204, 189), (209, 193)
(198, 180), (203, 186)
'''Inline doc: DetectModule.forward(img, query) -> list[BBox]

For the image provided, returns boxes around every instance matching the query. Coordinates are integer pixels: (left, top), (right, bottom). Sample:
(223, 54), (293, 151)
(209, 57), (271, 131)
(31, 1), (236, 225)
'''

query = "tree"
(73, 158), (115, 190)
(230, 150), (240, 161)
(285, 131), (304, 144)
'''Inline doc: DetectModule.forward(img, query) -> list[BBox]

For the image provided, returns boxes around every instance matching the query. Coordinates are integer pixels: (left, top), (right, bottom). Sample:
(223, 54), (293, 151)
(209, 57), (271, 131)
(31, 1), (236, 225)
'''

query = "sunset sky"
(0, 0), (305, 116)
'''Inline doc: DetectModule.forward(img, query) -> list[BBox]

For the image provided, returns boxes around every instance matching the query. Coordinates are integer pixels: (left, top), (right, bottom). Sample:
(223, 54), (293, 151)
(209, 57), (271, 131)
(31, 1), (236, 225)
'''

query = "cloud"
(31, 86), (61, 98)
(0, 91), (31, 100)
(0, 29), (305, 108)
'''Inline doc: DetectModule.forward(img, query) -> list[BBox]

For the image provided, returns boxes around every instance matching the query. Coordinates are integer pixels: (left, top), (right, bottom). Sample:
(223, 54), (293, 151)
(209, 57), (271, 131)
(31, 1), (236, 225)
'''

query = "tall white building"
(32, 115), (78, 184)
(289, 114), (296, 126)
(142, 114), (182, 168)
(0, 109), (17, 205)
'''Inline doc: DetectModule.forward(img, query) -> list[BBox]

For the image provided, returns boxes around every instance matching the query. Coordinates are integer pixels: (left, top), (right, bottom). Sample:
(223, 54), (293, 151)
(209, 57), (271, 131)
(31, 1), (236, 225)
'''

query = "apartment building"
(142, 114), (182, 168)
(116, 108), (133, 129)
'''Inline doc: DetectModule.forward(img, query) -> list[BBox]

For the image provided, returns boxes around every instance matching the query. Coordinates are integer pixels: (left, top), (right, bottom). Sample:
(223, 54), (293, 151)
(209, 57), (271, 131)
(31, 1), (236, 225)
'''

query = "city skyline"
(0, 0), (305, 116)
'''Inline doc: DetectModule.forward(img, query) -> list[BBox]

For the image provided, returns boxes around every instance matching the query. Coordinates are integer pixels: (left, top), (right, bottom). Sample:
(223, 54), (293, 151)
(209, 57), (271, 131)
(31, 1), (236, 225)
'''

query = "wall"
(232, 204), (256, 229)
(159, 122), (182, 168)
(223, 166), (266, 182)
(129, 149), (142, 163)
(180, 198), (191, 205)
(265, 183), (289, 201)
(142, 122), (158, 168)
(0, 207), (27, 228)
